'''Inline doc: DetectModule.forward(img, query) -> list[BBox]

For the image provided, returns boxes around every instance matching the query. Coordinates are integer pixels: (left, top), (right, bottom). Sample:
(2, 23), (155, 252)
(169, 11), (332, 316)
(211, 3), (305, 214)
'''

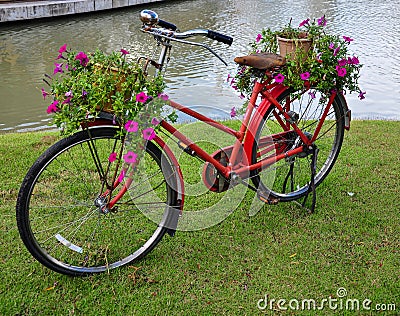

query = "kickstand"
(296, 145), (319, 213)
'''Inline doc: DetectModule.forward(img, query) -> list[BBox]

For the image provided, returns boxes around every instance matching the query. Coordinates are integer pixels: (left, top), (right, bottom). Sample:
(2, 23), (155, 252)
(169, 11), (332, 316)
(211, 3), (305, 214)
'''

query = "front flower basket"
(277, 33), (312, 61)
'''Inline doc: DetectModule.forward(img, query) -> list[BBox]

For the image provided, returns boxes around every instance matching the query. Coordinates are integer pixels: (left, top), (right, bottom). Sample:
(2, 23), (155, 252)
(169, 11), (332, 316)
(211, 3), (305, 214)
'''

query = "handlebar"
(139, 9), (233, 65)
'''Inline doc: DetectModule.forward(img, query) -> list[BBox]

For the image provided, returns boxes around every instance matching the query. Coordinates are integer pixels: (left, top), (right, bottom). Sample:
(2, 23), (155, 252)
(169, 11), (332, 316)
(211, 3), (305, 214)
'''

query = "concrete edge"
(0, 0), (164, 22)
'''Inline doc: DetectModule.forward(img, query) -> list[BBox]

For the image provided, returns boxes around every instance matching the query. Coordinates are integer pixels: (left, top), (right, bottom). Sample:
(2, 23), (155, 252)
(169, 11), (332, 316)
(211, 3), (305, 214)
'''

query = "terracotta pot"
(277, 34), (312, 61)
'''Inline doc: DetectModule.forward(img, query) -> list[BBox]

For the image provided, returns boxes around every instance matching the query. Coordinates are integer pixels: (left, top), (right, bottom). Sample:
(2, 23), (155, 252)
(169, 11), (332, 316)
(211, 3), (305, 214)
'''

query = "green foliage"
(234, 16), (364, 101)
(44, 46), (167, 135)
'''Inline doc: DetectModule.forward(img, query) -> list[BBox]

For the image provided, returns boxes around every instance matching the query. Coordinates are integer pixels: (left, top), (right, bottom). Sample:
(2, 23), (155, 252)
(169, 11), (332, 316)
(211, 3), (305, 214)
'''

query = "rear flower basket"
(42, 45), (168, 135)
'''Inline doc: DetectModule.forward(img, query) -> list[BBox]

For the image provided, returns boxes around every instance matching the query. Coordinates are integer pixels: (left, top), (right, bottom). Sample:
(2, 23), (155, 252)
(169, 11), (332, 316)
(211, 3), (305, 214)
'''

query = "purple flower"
(358, 91), (366, 100)
(336, 66), (347, 77)
(300, 72), (310, 80)
(256, 33), (262, 43)
(338, 58), (348, 66)
(75, 51), (89, 66)
(108, 152), (117, 162)
(53, 63), (63, 75)
(151, 117), (160, 126)
(299, 19), (310, 27)
(46, 100), (59, 114)
(230, 107), (236, 118)
(62, 97), (72, 104)
(317, 16), (327, 26)
(136, 91), (149, 103)
(118, 170), (126, 182)
(333, 47), (340, 56)
(158, 93), (169, 101)
(41, 88), (49, 100)
(329, 42), (335, 50)
(120, 49), (130, 55)
(81, 89), (87, 97)
(226, 74), (232, 82)
(58, 44), (67, 54)
(343, 36), (353, 43)
(274, 73), (285, 83)
(142, 127), (156, 141)
(351, 56), (359, 65)
(308, 91), (316, 99)
(124, 120), (139, 132)
(123, 151), (137, 164)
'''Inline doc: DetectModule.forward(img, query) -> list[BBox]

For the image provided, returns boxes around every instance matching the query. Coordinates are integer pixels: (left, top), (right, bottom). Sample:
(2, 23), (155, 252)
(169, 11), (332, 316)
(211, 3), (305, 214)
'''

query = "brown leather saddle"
(234, 52), (286, 70)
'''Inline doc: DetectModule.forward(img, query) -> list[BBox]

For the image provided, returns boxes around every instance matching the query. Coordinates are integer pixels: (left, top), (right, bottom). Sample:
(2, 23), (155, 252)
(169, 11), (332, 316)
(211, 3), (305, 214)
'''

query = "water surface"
(0, 0), (399, 132)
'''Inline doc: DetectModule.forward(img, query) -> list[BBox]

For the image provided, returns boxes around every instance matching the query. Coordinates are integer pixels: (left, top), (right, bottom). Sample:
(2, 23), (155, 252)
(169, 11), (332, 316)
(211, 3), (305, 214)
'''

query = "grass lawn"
(0, 120), (399, 315)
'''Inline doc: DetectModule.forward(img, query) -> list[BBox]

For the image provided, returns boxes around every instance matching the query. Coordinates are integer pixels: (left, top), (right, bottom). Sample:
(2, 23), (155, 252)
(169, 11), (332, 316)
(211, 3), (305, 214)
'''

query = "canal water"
(0, 0), (399, 132)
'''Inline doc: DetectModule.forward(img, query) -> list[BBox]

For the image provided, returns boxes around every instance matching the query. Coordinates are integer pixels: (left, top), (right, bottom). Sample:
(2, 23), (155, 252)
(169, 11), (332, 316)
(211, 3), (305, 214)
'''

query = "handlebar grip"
(207, 30), (233, 46)
(158, 19), (177, 31)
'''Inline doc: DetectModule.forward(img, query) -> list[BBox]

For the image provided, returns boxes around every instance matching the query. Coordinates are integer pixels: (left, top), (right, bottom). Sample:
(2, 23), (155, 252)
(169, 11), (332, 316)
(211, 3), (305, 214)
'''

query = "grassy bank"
(0, 120), (399, 315)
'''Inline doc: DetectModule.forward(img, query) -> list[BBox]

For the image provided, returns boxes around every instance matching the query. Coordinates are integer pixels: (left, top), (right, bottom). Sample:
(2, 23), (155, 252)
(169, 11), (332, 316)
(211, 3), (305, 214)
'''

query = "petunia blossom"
(142, 127), (156, 141)
(300, 72), (310, 80)
(136, 91), (149, 103)
(41, 88), (49, 100)
(329, 42), (335, 50)
(333, 47), (340, 56)
(108, 152), (117, 162)
(118, 169), (126, 182)
(256, 33), (262, 43)
(58, 44), (67, 54)
(274, 73), (285, 83)
(230, 107), (236, 118)
(336, 66), (347, 77)
(350, 56), (359, 65)
(343, 36), (353, 43)
(308, 91), (316, 99)
(124, 120), (139, 132)
(338, 58), (348, 66)
(53, 63), (63, 74)
(120, 49), (130, 55)
(46, 100), (59, 114)
(75, 51), (89, 66)
(226, 74), (232, 82)
(317, 16), (327, 26)
(81, 89), (87, 97)
(123, 151), (138, 164)
(299, 19), (310, 27)
(358, 91), (366, 100)
(158, 93), (169, 101)
(151, 117), (160, 126)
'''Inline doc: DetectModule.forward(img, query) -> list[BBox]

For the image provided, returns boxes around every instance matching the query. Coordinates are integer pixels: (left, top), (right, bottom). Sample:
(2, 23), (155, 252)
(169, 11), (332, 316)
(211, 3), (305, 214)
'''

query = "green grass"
(0, 121), (399, 315)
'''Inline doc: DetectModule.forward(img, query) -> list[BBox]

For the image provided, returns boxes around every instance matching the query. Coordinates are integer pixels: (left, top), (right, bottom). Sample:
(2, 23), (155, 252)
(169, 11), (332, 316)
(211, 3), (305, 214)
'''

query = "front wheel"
(251, 89), (346, 201)
(16, 127), (178, 276)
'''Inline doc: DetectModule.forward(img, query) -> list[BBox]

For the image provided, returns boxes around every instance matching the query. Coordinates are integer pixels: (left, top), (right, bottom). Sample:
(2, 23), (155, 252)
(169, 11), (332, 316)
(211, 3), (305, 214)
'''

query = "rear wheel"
(16, 127), (178, 276)
(251, 89), (345, 201)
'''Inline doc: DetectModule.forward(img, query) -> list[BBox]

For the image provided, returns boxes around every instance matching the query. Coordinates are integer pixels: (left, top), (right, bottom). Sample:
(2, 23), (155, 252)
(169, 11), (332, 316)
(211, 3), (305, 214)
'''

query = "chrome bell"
(140, 10), (159, 26)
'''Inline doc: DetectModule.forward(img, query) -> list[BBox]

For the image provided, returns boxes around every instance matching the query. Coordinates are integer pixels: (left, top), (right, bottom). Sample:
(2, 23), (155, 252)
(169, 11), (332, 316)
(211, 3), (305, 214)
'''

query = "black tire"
(16, 127), (178, 276)
(251, 89), (345, 201)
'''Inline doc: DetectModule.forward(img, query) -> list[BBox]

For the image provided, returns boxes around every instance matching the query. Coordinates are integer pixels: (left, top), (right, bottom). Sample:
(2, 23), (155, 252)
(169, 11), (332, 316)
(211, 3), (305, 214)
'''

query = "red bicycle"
(16, 10), (351, 276)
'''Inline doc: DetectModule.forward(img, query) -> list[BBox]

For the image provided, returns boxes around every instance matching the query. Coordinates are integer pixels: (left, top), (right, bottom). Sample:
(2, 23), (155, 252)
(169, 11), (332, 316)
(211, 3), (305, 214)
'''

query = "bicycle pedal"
(257, 192), (279, 205)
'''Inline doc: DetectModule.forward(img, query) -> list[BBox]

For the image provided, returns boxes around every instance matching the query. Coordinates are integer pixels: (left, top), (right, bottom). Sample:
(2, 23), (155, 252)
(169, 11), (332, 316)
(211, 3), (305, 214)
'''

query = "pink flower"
(358, 91), (366, 100)
(158, 93), (169, 101)
(136, 92), (149, 103)
(118, 170), (126, 182)
(299, 19), (310, 27)
(343, 36), (353, 43)
(58, 44), (67, 54)
(308, 91), (316, 99)
(350, 56), (359, 65)
(123, 151), (137, 164)
(336, 66), (347, 77)
(256, 33), (262, 43)
(53, 63), (63, 74)
(300, 72), (310, 80)
(41, 88), (49, 100)
(333, 47), (340, 56)
(124, 120), (139, 132)
(108, 152), (117, 162)
(151, 117), (160, 126)
(142, 127), (156, 141)
(230, 107), (236, 118)
(46, 100), (59, 114)
(317, 16), (327, 26)
(226, 74), (232, 82)
(274, 73), (285, 83)
(329, 42), (335, 50)
(120, 49), (130, 55)
(75, 51), (89, 66)
(338, 58), (348, 66)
